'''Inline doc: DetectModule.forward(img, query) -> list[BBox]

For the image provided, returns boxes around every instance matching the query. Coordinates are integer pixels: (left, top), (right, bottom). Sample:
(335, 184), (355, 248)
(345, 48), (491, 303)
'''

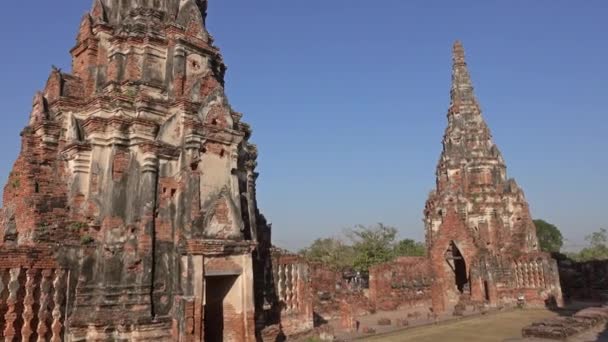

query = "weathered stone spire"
(424, 42), (562, 314)
(450, 40), (476, 106)
(425, 42), (538, 258)
(441, 41), (501, 172)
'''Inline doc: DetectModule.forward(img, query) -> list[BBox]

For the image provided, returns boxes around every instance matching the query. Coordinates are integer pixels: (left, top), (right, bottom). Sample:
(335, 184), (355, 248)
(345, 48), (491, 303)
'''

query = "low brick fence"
(0, 247), (70, 341)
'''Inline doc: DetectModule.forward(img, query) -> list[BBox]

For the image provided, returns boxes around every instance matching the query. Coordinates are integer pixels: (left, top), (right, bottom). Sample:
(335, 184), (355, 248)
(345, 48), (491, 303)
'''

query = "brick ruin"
(268, 249), (314, 338)
(522, 257), (608, 340)
(556, 256), (608, 302)
(360, 42), (564, 321)
(422, 41), (563, 312)
(0, 0), (312, 341)
(310, 263), (373, 327)
(369, 257), (432, 312)
(522, 305), (608, 340)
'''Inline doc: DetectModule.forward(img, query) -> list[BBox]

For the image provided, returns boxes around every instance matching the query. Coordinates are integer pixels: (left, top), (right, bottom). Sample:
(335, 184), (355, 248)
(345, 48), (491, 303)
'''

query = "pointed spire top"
(450, 40), (475, 104)
(452, 40), (466, 66)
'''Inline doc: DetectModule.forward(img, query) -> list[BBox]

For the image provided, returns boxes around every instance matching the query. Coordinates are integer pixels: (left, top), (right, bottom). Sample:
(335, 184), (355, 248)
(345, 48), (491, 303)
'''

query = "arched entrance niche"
(445, 240), (469, 294)
(429, 208), (479, 313)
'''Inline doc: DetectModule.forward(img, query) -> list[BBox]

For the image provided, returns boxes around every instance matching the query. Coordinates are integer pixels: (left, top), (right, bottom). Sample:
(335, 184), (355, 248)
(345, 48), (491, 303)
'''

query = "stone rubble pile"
(522, 306), (608, 340)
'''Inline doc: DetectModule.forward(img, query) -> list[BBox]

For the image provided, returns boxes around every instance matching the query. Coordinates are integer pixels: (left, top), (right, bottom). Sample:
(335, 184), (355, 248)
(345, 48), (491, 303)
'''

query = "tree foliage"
(299, 223), (426, 272)
(299, 237), (354, 270)
(534, 219), (563, 253)
(349, 223), (398, 272)
(393, 238), (426, 257)
(571, 228), (608, 262)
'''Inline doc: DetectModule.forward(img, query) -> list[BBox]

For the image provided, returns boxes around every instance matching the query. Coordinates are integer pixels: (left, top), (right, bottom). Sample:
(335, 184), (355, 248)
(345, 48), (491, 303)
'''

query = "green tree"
(574, 228), (608, 261)
(299, 237), (355, 270)
(349, 223), (398, 272)
(393, 238), (426, 257)
(299, 223), (427, 272)
(533, 219), (563, 253)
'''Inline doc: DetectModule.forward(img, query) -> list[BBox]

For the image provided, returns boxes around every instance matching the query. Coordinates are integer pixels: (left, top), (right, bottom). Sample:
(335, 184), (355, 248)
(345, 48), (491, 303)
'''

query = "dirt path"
(359, 309), (558, 342)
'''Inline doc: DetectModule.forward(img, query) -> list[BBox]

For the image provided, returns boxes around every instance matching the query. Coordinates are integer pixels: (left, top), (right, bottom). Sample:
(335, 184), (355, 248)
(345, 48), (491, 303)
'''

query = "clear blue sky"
(0, 1), (606, 251)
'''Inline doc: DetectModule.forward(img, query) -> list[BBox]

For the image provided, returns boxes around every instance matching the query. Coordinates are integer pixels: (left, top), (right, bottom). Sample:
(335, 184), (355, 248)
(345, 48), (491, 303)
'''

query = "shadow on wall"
(314, 312), (329, 327)
(553, 252), (608, 303)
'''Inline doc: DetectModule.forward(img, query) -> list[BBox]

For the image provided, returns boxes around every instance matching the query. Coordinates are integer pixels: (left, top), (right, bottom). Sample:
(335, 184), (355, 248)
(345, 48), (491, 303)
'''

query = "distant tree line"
(299, 223), (426, 272)
(534, 219), (608, 262)
(568, 228), (608, 262)
(298, 220), (607, 272)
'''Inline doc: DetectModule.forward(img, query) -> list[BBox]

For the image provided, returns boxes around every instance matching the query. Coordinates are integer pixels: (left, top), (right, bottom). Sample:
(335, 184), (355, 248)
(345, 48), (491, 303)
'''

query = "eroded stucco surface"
(0, 1), (313, 340)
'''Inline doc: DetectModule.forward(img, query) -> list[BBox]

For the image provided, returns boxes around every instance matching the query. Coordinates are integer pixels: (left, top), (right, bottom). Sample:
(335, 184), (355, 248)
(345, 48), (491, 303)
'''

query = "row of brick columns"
(0, 268), (67, 341)
(513, 259), (547, 289)
(275, 263), (302, 313)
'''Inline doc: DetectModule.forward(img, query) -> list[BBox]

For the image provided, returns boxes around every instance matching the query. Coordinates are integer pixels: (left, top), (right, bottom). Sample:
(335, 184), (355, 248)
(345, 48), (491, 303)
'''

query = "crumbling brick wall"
(495, 253), (563, 307)
(306, 262), (378, 325)
(271, 249), (314, 337)
(310, 262), (340, 296)
(369, 257), (433, 311)
(557, 257), (608, 302)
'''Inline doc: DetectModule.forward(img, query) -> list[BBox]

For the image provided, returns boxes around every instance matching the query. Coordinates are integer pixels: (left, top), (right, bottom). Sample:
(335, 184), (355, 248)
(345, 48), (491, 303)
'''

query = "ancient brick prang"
(425, 41), (538, 255)
(0, 1), (292, 340)
(423, 41), (563, 313)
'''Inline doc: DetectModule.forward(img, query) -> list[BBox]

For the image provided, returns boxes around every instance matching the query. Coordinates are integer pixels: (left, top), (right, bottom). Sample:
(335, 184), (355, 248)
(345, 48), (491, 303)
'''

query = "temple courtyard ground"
(357, 307), (608, 342)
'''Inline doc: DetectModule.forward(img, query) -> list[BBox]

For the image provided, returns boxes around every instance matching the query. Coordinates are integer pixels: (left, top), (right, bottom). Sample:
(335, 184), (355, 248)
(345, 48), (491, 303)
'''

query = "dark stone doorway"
(446, 241), (468, 293)
(204, 275), (238, 342)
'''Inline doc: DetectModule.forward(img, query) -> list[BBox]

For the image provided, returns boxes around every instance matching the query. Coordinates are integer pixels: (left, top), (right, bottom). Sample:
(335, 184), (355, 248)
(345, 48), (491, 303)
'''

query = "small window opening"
(219, 149), (225, 158)
(34, 182), (40, 193)
(170, 189), (177, 198)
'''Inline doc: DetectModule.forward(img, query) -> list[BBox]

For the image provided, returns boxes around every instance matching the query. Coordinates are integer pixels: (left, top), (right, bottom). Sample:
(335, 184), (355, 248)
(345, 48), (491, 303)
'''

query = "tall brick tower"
(425, 41), (539, 254)
(0, 1), (295, 340)
(424, 42), (561, 312)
